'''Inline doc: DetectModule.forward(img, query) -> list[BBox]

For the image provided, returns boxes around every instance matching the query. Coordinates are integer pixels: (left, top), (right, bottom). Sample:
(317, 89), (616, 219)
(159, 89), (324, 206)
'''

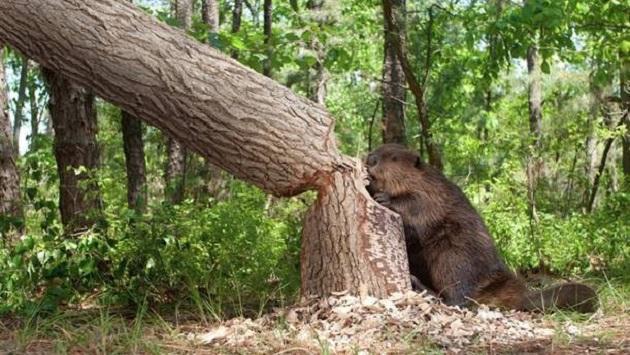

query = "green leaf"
(541, 60), (551, 74)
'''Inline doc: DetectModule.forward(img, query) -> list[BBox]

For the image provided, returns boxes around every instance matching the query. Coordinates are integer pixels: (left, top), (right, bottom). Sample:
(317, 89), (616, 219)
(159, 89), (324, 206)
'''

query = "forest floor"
(1, 282), (628, 354)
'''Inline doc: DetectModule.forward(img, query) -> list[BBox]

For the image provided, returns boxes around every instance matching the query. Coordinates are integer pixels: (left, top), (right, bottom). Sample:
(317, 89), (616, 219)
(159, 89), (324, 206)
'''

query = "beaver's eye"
(366, 154), (378, 167)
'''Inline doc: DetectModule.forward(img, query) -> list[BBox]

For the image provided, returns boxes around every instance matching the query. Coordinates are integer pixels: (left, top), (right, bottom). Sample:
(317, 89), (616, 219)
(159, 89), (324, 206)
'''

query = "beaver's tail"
(521, 282), (598, 313)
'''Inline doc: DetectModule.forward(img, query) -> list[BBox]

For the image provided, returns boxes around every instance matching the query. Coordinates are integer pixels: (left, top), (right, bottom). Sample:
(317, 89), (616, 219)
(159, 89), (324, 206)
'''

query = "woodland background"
(0, 0), (628, 322)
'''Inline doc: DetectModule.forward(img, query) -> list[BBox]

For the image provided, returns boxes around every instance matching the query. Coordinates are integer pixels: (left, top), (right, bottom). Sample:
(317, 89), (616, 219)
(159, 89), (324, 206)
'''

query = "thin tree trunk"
(306, 0), (330, 105)
(202, 0), (220, 38)
(165, 0), (193, 204)
(199, 0), (229, 202)
(231, 0), (243, 59)
(122, 111), (148, 212)
(620, 49), (630, 184)
(525, 44), (543, 263)
(263, 0), (272, 78)
(587, 111), (628, 212)
(0, 43), (23, 234)
(0, 0), (411, 297)
(42, 69), (101, 233)
(12, 57), (29, 153)
(526, 44), (543, 209)
(382, 0), (442, 170)
(381, 0), (406, 145)
(28, 62), (40, 144)
(120, 0), (148, 212)
(584, 77), (601, 200)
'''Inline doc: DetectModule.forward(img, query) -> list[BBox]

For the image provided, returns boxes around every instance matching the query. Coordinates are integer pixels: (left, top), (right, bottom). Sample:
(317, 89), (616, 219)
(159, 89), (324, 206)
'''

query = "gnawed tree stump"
(0, 0), (410, 297)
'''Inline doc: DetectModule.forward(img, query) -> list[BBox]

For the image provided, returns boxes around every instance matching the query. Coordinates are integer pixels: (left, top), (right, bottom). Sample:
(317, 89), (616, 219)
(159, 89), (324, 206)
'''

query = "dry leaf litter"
(187, 290), (561, 352)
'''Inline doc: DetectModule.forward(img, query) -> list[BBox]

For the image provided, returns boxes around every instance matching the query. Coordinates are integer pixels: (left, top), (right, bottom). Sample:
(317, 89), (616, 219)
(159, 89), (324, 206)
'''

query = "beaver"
(366, 144), (597, 313)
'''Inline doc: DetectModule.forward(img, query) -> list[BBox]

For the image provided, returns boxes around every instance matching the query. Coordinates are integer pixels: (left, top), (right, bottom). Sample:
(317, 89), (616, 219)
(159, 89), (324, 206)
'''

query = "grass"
(1, 276), (628, 354)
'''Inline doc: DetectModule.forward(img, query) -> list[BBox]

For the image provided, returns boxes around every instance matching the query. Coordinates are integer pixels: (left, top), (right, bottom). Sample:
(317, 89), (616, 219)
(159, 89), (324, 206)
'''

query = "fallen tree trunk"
(0, 0), (410, 297)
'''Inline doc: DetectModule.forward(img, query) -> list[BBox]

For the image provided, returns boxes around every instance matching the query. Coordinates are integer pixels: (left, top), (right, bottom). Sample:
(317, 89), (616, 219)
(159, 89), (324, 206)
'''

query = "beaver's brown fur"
(366, 144), (597, 313)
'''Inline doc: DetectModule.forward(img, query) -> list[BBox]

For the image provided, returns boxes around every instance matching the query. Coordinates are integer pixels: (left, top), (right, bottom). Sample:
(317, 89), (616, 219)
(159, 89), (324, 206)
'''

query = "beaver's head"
(365, 144), (423, 197)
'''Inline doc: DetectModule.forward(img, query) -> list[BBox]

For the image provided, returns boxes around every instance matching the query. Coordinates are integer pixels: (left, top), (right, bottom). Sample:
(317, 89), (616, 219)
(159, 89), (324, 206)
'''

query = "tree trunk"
(202, 0), (220, 35)
(12, 57), (29, 153)
(122, 111), (148, 212)
(381, 0), (406, 145)
(0, 44), (23, 231)
(231, 0), (244, 59)
(306, 1), (329, 105)
(165, 0), (193, 204)
(42, 69), (101, 233)
(525, 44), (544, 265)
(199, 0), (229, 202)
(526, 45), (543, 211)
(119, 1), (148, 213)
(175, 0), (193, 30)
(527, 46), (543, 149)
(382, 0), (442, 170)
(584, 77), (601, 203)
(263, 0), (273, 78)
(28, 62), (40, 144)
(0, 0), (411, 297)
(620, 48), (630, 184)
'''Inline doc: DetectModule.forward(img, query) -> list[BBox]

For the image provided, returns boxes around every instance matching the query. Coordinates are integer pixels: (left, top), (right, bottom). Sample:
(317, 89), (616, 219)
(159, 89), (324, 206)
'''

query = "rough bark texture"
(382, 0), (442, 170)
(122, 111), (148, 211)
(0, 0), (411, 296)
(43, 69), (101, 233)
(165, 0), (193, 204)
(121, 0), (148, 212)
(301, 161), (411, 298)
(381, 0), (406, 145)
(0, 44), (23, 224)
(200, 0), (229, 201)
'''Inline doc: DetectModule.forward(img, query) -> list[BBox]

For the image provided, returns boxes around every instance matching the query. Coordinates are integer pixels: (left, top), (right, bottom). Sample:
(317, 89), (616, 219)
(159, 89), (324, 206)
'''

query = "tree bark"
(0, 44), (23, 229)
(199, 0), (229, 202)
(202, 0), (220, 34)
(42, 69), (101, 233)
(12, 56), (29, 153)
(584, 77), (601, 203)
(122, 111), (148, 212)
(175, 0), (193, 30)
(0, 0), (411, 297)
(306, 0), (329, 105)
(620, 48), (630, 183)
(526, 45), (543, 219)
(165, 0), (193, 204)
(28, 62), (40, 143)
(587, 111), (628, 212)
(381, 0), (406, 145)
(119, 0), (148, 213)
(382, 0), (442, 170)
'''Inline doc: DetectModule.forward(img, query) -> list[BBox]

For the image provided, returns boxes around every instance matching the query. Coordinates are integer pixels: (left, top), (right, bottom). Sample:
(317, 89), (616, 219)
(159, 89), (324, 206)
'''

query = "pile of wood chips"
(188, 290), (560, 353)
